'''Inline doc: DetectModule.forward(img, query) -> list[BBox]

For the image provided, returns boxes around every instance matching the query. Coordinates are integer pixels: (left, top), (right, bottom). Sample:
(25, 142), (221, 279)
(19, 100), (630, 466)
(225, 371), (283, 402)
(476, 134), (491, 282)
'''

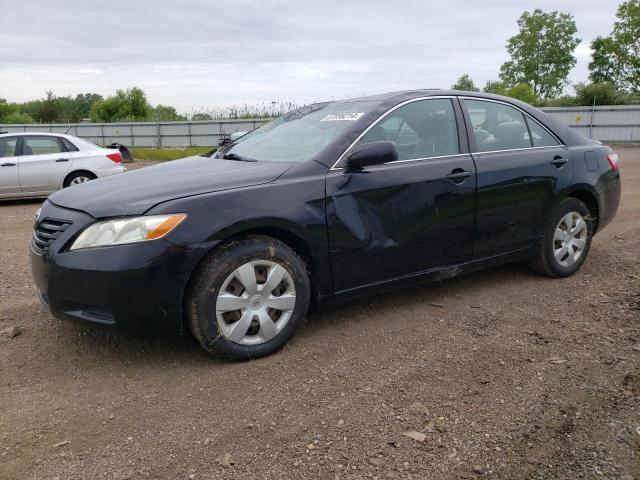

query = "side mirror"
(218, 136), (232, 147)
(346, 141), (399, 171)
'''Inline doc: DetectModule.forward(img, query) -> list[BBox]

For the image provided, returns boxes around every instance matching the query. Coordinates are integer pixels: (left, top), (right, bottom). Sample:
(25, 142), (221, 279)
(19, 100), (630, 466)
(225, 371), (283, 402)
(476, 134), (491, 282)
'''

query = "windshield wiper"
(223, 152), (257, 162)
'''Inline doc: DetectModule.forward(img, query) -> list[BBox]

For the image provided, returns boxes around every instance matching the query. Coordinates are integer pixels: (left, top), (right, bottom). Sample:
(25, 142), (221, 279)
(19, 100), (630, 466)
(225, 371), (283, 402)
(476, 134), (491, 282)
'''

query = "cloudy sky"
(0, 0), (620, 112)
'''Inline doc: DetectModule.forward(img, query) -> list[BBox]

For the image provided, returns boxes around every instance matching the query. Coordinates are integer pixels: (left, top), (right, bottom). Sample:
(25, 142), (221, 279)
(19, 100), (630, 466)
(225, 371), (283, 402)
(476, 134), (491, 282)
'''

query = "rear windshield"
(222, 101), (380, 163)
(71, 136), (102, 150)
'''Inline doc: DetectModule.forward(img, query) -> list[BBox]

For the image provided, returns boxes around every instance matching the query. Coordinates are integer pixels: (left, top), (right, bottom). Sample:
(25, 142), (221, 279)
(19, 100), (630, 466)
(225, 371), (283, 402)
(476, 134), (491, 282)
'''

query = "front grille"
(32, 218), (72, 252)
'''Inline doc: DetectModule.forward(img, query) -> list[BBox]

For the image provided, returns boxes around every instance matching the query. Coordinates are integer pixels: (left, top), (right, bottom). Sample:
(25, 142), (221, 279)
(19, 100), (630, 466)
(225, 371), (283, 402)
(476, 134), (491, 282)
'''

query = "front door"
(461, 98), (573, 258)
(18, 136), (73, 193)
(326, 98), (477, 292)
(0, 136), (21, 195)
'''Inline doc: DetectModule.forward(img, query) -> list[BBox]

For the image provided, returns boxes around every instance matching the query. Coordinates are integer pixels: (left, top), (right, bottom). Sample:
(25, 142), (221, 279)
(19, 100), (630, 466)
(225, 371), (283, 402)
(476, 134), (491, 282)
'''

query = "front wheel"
(187, 235), (310, 360)
(530, 198), (594, 278)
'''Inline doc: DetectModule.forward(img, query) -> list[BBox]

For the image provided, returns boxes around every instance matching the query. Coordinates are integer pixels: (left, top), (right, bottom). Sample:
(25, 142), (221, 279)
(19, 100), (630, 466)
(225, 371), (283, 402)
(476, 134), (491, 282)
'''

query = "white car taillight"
(106, 152), (122, 163)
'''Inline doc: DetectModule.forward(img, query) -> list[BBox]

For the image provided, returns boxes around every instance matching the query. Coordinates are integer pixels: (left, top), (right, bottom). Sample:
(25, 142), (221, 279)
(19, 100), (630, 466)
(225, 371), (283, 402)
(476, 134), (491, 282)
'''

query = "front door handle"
(55, 158), (70, 162)
(446, 169), (473, 183)
(1, 162), (16, 167)
(551, 156), (568, 167)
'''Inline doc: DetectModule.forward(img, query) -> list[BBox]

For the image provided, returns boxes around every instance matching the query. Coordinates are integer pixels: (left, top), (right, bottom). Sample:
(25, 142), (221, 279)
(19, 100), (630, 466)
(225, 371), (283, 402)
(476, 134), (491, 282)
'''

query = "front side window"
(356, 98), (459, 161)
(464, 99), (531, 152)
(223, 100), (380, 163)
(22, 137), (63, 156)
(0, 137), (18, 158)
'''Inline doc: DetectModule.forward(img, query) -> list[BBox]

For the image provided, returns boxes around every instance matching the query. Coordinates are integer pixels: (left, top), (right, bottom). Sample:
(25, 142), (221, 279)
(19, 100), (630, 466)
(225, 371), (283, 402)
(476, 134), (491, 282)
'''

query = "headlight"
(70, 214), (187, 251)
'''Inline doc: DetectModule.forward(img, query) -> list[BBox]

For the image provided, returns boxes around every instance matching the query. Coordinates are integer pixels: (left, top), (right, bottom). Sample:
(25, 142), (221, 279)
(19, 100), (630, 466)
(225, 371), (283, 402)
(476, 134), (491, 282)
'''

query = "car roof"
(336, 89), (444, 103)
(0, 131), (73, 138)
(336, 88), (522, 105)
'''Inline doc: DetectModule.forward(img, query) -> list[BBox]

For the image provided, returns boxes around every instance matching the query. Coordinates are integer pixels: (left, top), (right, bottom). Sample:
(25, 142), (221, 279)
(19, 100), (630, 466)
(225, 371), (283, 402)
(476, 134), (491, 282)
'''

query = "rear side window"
(22, 137), (64, 156)
(0, 137), (18, 158)
(61, 137), (79, 151)
(464, 99), (530, 152)
(526, 117), (559, 147)
(357, 98), (459, 161)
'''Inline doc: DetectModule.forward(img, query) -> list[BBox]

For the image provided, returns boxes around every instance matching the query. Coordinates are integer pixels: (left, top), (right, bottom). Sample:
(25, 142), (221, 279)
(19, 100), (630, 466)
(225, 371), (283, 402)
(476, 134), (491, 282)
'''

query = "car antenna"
(64, 124), (73, 134)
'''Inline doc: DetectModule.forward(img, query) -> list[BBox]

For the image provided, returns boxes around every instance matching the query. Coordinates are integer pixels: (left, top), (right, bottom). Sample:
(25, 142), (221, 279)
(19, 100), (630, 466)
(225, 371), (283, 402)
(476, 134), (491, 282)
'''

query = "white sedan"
(0, 132), (126, 199)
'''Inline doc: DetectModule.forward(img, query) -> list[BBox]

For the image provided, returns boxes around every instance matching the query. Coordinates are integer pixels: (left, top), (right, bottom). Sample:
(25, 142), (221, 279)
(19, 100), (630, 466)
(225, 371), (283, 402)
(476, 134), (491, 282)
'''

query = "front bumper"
(30, 200), (213, 335)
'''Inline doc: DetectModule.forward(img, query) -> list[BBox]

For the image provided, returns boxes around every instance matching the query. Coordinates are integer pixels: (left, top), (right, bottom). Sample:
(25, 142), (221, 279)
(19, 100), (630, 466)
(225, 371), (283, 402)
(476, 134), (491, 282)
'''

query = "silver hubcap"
(554, 211), (588, 267)
(70, 176), (91, 185)
(215, 260), (296, 345)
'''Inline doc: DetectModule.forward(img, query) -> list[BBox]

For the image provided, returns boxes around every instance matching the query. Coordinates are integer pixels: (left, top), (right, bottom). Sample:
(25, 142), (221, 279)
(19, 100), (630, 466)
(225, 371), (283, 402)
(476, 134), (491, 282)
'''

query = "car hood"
(49, 155), (292, 218)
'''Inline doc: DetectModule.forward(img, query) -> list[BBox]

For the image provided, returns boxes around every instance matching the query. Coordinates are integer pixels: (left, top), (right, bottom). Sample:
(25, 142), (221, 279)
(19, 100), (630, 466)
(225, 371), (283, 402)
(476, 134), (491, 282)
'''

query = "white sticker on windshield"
(320, 112), (365, 122)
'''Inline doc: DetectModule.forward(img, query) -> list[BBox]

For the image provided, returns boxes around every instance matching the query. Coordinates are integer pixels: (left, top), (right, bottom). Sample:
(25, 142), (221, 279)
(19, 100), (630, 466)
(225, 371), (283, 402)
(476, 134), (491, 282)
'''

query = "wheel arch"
(565, 186), (600, 233)
(181, 223), (319, 335)
(62, 169), (97, 188)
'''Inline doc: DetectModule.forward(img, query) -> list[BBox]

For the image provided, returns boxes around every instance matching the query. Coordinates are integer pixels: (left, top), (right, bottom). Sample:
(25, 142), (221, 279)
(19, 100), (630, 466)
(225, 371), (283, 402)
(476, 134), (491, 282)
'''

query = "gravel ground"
(1, 149), (639, 480)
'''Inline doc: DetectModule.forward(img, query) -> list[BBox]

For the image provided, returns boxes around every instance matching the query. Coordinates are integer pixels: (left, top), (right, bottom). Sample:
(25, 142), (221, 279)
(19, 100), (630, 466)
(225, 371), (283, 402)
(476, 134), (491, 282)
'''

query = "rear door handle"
(55, 158), (70, 162)
(551, 156), (568, 167)
(1, 162), (16, 167)
(446, 169), (474, 183)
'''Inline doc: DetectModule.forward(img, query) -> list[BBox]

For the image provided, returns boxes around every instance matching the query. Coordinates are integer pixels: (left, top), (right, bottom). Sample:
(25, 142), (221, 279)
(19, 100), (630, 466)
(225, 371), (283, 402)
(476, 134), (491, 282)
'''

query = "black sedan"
(30, 90), (621, 360)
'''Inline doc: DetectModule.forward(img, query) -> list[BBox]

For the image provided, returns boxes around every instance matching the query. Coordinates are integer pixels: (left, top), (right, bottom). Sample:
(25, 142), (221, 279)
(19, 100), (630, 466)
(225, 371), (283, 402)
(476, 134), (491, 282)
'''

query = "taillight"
(106, 152), (122, 163)
(607, 153), (619, 171)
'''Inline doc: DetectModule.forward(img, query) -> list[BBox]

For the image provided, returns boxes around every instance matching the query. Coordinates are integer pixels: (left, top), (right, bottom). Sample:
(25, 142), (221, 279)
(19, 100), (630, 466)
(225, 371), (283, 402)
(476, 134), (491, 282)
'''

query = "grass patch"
(129, 147), (215, 161)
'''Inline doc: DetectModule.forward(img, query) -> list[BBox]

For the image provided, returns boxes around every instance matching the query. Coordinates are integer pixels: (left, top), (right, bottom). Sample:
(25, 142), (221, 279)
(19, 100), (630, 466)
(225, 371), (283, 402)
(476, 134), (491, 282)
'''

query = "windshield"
(222, 100), (380, 163)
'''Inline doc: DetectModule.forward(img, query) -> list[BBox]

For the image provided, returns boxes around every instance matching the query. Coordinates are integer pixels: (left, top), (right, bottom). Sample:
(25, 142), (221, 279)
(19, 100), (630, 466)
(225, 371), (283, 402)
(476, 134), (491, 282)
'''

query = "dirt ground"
(1, 148), (639, 480)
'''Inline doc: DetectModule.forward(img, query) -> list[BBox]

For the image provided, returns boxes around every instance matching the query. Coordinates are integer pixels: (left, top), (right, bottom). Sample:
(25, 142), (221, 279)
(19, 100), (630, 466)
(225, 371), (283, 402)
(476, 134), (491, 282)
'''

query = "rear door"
(326, 97), (477, 292)
(461, 98), (572, 259)
(18, 136), (73, 193)
(0, 136), (21, 194)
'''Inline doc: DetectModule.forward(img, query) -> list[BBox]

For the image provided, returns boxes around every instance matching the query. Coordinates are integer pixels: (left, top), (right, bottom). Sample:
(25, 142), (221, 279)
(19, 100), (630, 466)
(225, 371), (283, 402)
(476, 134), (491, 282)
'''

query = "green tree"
(0, 98), (15, 119)
(64, 93), (103, 121)
(451, 74), (479, 92)
(57, 93), (103, 123)
(89, 87), (151, 122)
(542, 95), (580, 107)
(589, 37), (619, 84)
(0, 99), (34, 123)
(14, 100), (41, 120)
(482, 81), (540, 104)
(505, 83), (540, 104)
(33, 91), (63, 123)
(58, 97), (78, 122)
(153, 104), (187, 121)
(575, 81), (624, 105)
(483, 80), (509, 95)
(499, 9), (580, 99)
(1, 112), (35, 124)
(191, 112), (213, 121)
(588, 0), (640, 92)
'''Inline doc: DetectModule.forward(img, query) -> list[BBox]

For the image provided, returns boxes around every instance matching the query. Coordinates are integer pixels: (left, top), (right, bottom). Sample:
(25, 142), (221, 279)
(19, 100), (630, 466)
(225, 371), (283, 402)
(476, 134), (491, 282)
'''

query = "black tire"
(186, 235), (310, 360)
(63, 171), (96, 188)
(530, 198), (594, 278)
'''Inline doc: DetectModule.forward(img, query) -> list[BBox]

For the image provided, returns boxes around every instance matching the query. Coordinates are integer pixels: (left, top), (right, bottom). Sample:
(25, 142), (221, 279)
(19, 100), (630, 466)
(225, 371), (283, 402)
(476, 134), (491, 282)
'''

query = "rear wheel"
(64, 171), (96, 188)
(187, 236), (310, 360)
(530, 198), (594, 278)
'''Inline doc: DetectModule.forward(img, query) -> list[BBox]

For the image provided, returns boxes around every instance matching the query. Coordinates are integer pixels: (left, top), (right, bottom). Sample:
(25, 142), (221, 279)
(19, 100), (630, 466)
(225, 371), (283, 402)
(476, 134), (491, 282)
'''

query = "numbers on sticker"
(320, 113), (365, 122)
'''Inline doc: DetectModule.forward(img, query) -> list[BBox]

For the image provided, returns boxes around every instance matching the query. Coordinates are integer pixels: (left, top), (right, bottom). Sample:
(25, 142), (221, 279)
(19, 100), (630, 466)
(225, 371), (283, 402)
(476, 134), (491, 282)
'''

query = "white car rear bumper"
(96, 164), (127, 178)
